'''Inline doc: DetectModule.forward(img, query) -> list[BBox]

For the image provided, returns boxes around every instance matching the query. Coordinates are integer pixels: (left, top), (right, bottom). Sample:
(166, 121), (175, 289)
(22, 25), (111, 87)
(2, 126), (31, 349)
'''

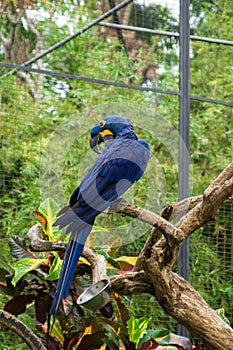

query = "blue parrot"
(50, 115), (150, 322)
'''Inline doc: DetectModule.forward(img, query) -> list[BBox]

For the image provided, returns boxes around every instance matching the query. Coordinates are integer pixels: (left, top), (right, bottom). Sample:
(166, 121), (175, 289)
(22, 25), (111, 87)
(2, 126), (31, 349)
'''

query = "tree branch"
(161, 194), (233, 221)
(6, 7), (24, 26)
(110, 199), (185, 243)
(26, 161), (233, 349)
(28, 224), (107, 283)
(144, 265), (233, 350)
(110, 271), (154, 295)
(0, 309), (47, 350)
(139, 161), (233, 349)
(176, 161), (233, 238)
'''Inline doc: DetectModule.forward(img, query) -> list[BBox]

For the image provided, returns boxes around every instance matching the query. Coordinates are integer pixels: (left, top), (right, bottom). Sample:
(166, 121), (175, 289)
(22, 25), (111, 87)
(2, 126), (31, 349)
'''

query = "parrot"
(50, 115), (150, 322)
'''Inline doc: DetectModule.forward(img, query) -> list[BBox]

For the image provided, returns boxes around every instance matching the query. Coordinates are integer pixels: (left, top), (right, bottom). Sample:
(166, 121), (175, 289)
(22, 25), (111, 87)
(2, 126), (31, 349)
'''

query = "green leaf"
(139, 329), (170, 347)
(92, 225), (110, 233)
(8, 236), (35, 260)
(0, 253), (14, 274)
(156, 330), (171, 345)
(98, 317), (130, 348)
(46, 318), (65, 344)
(47, 253), (62, 281)
(127, 316), (151, 348)
(216, 308), (230, 326)
(102, 337), (119, 350)
(106, 267), (119, 276)
(12, 258), (49, 286)
(95, 249), (121, 270)
(37, 198), (60, 241)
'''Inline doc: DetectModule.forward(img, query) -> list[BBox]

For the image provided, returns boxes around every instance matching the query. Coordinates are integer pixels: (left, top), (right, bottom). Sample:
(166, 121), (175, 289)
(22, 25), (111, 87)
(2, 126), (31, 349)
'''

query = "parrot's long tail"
(50, 233), (88, 325)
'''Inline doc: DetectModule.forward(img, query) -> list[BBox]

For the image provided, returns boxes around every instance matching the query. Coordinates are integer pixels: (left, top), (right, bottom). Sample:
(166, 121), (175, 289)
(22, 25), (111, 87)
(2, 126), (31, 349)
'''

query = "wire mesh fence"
(0, 0), (232, 348)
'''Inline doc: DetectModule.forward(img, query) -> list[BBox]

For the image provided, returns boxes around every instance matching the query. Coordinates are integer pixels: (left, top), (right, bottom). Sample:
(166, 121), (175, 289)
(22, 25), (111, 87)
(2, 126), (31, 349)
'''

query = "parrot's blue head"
(90, 115), (135, 154)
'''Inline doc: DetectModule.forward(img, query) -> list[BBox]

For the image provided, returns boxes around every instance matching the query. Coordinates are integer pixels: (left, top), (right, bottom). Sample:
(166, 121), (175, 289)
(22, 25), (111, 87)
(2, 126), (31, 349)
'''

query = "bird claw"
(106, 198), (127, 213)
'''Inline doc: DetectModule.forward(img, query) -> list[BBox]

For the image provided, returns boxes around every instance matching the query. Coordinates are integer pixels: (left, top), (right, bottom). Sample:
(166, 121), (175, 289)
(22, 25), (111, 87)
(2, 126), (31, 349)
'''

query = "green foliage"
(34, 198), (61, 241)
(47, 252), (62, 281)
(127, 315), (152, 347)
(216, 308), (231, 326)
(8, 235), (35, 260)
(0, 0), (232, 346)
(11, 257), (49, 286)
(129, 3), (179, 47)
(0, 216), (196, 349)
(190, 223), (233, 320)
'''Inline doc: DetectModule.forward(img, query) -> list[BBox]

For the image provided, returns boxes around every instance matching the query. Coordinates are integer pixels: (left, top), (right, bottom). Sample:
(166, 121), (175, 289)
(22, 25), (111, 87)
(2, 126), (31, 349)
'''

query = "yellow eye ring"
(98, 120), (106, 128)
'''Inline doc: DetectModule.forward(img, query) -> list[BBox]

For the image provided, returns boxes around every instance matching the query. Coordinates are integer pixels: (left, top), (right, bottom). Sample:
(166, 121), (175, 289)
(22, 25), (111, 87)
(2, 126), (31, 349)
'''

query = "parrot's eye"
(98, 120), (106, 128)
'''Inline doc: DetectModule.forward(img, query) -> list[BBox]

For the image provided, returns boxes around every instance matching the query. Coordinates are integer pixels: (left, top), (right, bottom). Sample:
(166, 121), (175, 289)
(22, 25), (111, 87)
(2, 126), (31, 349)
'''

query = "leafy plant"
(0, 199), (197, 349)
(127, 315), (152, 347)
(1, 0), (232, 346)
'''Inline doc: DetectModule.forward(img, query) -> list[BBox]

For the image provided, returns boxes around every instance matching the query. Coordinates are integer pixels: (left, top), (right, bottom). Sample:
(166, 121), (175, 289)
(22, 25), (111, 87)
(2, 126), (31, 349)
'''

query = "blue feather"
(50, 228), (90, 323)
(50, 116), (150, 325)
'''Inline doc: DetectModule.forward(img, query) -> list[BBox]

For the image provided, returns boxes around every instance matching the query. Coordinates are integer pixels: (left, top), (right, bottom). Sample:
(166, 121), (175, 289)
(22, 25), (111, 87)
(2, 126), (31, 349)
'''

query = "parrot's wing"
(54, 138), (149, 236)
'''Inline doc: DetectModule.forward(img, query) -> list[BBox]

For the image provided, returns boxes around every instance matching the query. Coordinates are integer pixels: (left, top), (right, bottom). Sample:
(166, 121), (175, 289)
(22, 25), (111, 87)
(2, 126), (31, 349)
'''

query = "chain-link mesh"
(0, 1), (232, 349)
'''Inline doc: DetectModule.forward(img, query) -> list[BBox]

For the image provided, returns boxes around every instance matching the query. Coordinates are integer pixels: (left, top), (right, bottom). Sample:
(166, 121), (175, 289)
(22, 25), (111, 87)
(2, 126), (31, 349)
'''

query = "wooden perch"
(106, 161), (233, 349)
(27, 161), (233, 350)
(135, 161), (233, 350)
(28, 224), (107, 283)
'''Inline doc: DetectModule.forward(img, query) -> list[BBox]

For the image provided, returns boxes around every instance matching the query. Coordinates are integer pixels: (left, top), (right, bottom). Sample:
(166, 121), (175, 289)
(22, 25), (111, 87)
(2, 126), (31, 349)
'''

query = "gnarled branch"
(27, 161), (233, 350)
(28, 224), (107, 283)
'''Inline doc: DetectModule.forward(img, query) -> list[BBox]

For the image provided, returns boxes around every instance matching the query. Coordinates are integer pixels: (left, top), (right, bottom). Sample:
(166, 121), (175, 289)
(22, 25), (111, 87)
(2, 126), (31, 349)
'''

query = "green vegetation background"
(0, 0), (232, 348)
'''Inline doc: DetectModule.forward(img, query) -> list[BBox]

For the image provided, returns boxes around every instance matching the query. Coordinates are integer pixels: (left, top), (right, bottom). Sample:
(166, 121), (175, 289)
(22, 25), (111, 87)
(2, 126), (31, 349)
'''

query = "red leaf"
(35, 291), (51, 324)
(113, 291), (130, 326)
(76, 319), (105, 350)
(41, 336), (61, 350)
(4, 295), (35, 316)
(77, 331), (105, 350)
(139, 339), (158, 350)
(169, 334), (193, 349)
(33, 210), (47, 230)
(62, 295), (73, 316)
(100, 301), (114, 319)
(63, 332), (81, 350)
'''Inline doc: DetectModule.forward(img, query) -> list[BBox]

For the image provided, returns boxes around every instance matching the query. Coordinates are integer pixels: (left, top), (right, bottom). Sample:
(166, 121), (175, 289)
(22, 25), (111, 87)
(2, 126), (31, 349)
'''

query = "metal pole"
(178, 0), (190, 338)
(108, 0), (129, 54)
(99, 22), (233, 46)
(1, 0), (133, 78)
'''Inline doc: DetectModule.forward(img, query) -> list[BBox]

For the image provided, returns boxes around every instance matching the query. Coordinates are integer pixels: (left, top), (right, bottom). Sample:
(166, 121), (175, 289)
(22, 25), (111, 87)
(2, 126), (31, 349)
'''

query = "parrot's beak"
(90, 129), (115, 154)
(90, 134), (102, 154)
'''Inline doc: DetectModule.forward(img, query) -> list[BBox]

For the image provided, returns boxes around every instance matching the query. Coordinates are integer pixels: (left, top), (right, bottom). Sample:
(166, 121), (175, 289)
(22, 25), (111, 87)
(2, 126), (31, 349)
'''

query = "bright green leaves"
(33, 198), (60, 241)
(47, 252), (62, 281)
(139, 329), (170, 347)
(216, 308), (231, 326)
(127, 316), (152, 348)
(126, 315), (172, 349)
(9, 235), (50, 287)
(11, 258), (49, 286)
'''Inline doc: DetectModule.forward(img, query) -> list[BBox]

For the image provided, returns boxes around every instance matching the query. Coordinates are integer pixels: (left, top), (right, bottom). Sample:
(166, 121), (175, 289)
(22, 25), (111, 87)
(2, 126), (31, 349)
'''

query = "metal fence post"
(178, 0), (190, 338)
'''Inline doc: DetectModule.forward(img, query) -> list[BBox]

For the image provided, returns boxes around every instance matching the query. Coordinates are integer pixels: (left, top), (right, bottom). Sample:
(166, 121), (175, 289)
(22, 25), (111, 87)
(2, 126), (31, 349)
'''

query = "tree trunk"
(144, 262), (233, 350)
(28, 161), (233, 350)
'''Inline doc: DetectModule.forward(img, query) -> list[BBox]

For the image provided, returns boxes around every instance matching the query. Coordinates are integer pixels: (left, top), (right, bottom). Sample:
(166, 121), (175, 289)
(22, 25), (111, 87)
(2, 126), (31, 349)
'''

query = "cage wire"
(0, 0), (232, 349)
